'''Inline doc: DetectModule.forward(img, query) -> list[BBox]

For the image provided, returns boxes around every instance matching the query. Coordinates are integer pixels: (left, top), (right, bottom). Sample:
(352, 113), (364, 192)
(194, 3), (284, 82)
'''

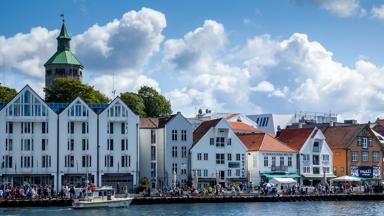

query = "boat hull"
(72, 198), (133, 209)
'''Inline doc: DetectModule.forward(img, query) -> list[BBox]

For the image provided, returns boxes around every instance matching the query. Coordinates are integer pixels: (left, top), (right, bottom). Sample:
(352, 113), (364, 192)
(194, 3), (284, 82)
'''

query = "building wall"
(332, 148), (347, 177)
(164, 113), (193, 187)
(58, 98), (98, 188)
(98, 98), (139, 188)
(191, 120), (248, 187)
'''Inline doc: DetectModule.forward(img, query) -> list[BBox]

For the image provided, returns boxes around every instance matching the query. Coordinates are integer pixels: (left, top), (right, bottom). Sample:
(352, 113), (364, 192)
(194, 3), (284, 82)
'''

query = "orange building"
(322, 124), (383, 179)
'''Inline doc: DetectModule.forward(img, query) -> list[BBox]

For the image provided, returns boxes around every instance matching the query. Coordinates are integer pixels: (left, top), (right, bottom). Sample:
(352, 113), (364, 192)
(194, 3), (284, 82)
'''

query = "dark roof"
(237, 132), (297, 152)
(48, 102), (108, 114)
(193, 118), (222, 144)
(277, 127), (314, 151)
(140, 114), (177, 129)
(321, 124), (366, 148)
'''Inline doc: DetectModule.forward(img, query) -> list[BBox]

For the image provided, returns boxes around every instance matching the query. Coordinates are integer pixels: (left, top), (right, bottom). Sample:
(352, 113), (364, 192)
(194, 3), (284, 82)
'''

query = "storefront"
(351, 166), (380, 179)
(261, 173), (300, 184)
(1, 174), (54, 187)
(101, 173), (133, 193)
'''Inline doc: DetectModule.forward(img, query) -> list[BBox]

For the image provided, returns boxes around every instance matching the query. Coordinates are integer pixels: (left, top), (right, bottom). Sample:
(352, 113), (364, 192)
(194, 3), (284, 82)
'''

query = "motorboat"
(72, 186), (133, 209)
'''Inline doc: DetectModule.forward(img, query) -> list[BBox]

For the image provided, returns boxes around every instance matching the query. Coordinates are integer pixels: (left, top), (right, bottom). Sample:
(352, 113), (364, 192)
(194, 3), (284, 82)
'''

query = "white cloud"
(371, 4), (384, 20)
(293, 0), (361, 17)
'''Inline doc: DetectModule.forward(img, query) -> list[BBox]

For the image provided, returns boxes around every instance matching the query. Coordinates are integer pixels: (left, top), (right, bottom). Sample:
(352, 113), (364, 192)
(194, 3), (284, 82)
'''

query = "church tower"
(44, 18), (83, 89)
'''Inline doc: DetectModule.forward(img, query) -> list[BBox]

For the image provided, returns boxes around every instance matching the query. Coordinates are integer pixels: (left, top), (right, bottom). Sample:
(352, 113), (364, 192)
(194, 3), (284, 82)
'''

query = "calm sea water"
(1, 201), (384, 216)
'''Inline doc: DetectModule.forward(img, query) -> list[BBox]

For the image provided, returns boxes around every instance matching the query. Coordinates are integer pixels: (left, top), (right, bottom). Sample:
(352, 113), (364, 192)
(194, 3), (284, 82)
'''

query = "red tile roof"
(193, 118), (222, 144)
(140, 115), (177, 129)
(226, 113), (239, 120)
(237, 132), (297, 152)
(321, 125), (365, 148)
(376, 119), (384, 127)
(229, 122), (259, 132)
(277, 128), (314, 151)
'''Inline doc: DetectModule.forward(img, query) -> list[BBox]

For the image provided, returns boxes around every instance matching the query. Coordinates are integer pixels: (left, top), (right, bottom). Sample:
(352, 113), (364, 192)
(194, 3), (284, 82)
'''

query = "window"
(65, 155), (74, 167)
(272, 156), (276, 166)
(362, 137), (368, 149)
(216, 137), (225, 147)
(236, 169), (240, 176)
(313, 155), (320, 165)
(107, 139), (114, 151)
(373, 151), (379, 163)
(236, 154), (241, 161)
(216, 154), (225, 164)
(42, 139), (48, 151)
(172, 130), (178, 141)
(197, 169), (201, 177)
(352, 151), (358, 162)
(172, 163), (177, 174)
(288, 156), (292, 167)
(5, 139), (13, 151)
(227, 138), (231, 146)
(203, 169), (208, 177)
(181, 168), (187, 175)
(151, 129), (156, 144)
(303, 154), (310, 161)
(121, 139), (128, 151)
(2, 156), (13, 168)
(303, 166), (310, 173)
(280, 157), (284, 166)
(322, 154), (329, 161)
(227, 154), (232, 161)
(21, 156), (33, 168)
(81, 122), (88, 134)
(151, 162), (156, 178)
(108, 122), (114, 134)
(210, 138), (214, 145)
(82, 155), (92, 167)
(21, 122), (33, 134)
(21, 139), (33, 151)
(181, 146), (187, 158)
(181, 130), (187, 141)
(313, 167), (320, 174)
(42, 122), (48, 134)
(362, 151), (369, 162)
(151, 146), (156, 160)
(204, 153), (208, 160)
(172, 146), (178, 158)
(264, 156), (268, 167)
(6, 122), (13, 134)
(323, 167), (330, 174)
(82, 139), (89, 151)
(68, 122), (74, 134)
(121, 123), (127, 134)
(197, 153), (202, 160)
(121, 155), (129, 167)
(313, 141), (320, 152)
(227, 169), (232, 177)
(105, 155), (114, 167)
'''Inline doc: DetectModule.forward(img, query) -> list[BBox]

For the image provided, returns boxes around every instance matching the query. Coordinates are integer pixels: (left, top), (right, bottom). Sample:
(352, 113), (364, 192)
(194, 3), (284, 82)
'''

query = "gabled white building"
(247, 114), (294, 135)
(139, 112), (193, 189)
(237, 132), (298, 185)
(98, 97), (139, 191)
(58, 97), (98, 188)
(278, 127), (335, 185)
(0, 85), (58, 189)
(191, 118), (248, 189)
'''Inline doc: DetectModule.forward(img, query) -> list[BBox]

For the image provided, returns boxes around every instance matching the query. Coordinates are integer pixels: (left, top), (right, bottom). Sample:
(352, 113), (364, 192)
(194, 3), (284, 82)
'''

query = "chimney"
(329, 121), (335, 127)
(276, 125), (282, 137)
(298, 122), (303, 128)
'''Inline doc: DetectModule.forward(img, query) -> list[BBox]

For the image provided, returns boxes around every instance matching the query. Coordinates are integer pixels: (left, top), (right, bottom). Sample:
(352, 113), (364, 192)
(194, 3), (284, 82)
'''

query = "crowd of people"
(0, 185), (56, 199)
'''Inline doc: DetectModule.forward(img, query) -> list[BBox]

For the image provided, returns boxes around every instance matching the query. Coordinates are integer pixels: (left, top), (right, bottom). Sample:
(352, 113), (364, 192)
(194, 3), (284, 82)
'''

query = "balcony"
(271, 166), (288, 172)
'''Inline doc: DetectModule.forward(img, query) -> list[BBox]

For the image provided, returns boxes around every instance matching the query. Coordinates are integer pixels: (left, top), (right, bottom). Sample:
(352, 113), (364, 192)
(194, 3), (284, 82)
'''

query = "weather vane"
(60, 14), (65, 23)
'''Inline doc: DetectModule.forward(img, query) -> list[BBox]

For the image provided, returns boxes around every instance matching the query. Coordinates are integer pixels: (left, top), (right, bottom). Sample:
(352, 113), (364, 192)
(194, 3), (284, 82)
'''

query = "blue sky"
(1, 0), (384, 121)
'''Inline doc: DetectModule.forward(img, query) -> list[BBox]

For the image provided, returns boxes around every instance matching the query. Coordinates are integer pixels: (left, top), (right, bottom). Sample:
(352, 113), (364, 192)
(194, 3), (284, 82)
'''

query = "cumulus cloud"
(293, 0), (361, 17)
(371, 4), (384, 20)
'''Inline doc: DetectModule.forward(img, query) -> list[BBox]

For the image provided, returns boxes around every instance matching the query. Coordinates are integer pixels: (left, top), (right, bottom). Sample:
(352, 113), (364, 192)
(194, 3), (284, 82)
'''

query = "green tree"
(120, 92), (146, 117)
(44, 77), (110, 103)
(138, 86), (172, 117)
(0, 84), (17, 103)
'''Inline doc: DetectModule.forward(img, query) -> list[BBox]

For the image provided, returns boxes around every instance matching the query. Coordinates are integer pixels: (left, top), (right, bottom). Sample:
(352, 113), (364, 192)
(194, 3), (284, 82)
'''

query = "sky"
(1, 0), (384, 122)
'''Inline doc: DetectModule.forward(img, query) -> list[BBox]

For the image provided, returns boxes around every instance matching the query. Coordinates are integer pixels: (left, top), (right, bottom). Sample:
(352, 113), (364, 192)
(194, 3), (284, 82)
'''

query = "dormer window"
(362, 137), (368, 149)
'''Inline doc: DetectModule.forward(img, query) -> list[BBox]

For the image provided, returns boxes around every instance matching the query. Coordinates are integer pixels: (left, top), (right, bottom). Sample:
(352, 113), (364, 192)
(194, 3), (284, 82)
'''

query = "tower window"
(46, 70), (52, 75)
(55, 68), (65, 76)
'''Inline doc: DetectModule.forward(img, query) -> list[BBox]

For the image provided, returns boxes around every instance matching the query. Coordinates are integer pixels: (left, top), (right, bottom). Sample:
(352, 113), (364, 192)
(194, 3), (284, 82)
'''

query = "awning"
(302, 174), (336, 178)
(263, 173), (300, 178)
(270, 177), (297, 184)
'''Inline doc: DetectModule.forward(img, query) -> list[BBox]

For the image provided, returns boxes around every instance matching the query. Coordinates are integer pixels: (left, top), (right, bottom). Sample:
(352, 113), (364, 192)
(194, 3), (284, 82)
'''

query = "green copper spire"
(44, 17), (83, 68)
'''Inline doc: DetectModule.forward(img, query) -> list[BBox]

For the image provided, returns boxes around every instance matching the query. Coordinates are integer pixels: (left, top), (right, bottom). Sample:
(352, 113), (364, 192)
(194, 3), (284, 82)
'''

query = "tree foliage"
(120, 86), (172, 117)
(44, 77), (110, 103)
(0, 84), (17, 103)
(120, 92), (146, 117)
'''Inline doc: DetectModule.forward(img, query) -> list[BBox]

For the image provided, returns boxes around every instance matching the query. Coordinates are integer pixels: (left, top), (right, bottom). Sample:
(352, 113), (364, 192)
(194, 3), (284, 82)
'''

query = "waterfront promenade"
(1, 193), (384, 207)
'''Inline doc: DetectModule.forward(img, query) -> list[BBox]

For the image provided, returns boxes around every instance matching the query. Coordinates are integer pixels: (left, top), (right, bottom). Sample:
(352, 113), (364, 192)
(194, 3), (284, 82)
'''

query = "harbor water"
(1, 201), (384, 216)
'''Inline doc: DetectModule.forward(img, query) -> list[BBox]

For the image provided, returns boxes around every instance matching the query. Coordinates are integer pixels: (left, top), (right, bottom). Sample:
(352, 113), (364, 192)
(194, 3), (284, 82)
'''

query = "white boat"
(72, 186), (133, 209)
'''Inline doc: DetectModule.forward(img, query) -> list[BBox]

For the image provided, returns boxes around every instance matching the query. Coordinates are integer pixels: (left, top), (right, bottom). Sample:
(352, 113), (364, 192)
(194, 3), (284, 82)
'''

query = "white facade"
(191, 119), (248, 188)
(248, 114), (294, 135)
(0, 86), (58, 189)
(247, 151), (297, 184)
(139, 112), (193, 189)
(58, 97), (98, 189)
(98, 97), (139, 191)
(298, 128), (334, 183)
